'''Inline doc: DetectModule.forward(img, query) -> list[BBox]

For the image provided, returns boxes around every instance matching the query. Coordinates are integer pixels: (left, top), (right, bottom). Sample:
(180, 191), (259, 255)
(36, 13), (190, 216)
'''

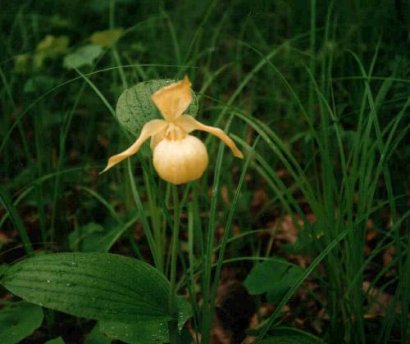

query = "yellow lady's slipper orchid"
(102, 76), (243, 184)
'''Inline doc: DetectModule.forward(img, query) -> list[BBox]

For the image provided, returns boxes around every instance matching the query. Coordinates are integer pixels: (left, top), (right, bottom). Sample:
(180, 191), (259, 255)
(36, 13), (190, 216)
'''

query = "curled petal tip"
(99, 155), (124, 174)
(100, 160), (116, 174)
(99, 167), (108, 175)
(229, 143), (244, 159)
(234, 150), (244, 159)
(182, 75), (191, 86)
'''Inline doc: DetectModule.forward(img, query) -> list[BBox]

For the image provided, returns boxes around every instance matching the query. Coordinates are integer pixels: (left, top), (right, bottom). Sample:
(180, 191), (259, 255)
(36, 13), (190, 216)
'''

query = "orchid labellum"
(102, 76), (243, 184)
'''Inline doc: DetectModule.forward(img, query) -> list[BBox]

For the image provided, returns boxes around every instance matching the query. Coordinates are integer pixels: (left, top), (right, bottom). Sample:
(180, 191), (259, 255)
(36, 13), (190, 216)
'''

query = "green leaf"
(177, 296), (192, 332)
(24, 75), (58, 94)
(90, 222), (130, 252)
(244, 259), (304, 304)
(34, 35), (70, 69)
(0, 302), (44, 344)
(99, 319), (169, 344)
(63, 45), (104, 69)
(14, 54), (31, 73)
(0, 264), (7, 277)
(258, 327), (325, 344)
(36, 35), (70, 57)
(96, 297), (191, 343)
(90, 29), (124, 47)
(68, 221), (135, 253)
(84, 324), (112, 344)
(1, 253), (170, 323)
(45, 337), (65, 344)
(68, 223), (106, 252)
(115, 79), (199, 135)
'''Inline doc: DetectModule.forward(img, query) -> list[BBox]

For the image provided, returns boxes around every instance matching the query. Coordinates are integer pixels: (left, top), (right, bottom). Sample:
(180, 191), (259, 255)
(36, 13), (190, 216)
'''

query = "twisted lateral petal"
(151, 76), (192, 121)
(150, 129), (166, 150)
(101, 119), (167, 173)
(175, 115), (244, 159)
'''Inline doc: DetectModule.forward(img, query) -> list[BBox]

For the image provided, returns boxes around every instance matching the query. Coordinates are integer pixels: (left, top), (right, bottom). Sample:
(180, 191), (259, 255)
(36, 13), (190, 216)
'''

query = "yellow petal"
(151, 76), (192, 121)
(101, 119), (167, 173)
(175, 115), (244, 159)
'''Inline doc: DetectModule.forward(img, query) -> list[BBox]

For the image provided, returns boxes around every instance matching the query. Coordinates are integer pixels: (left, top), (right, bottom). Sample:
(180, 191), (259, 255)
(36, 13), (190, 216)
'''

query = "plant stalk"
(168, 185), (181, 343)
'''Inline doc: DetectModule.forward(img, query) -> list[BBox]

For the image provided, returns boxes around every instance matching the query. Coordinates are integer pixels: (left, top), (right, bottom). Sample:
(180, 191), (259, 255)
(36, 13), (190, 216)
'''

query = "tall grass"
(1, 0), (409, 343)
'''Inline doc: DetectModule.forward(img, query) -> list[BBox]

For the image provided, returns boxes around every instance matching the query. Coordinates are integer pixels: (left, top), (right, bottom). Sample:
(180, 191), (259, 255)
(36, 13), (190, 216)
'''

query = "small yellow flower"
(102, 76), (243, 184)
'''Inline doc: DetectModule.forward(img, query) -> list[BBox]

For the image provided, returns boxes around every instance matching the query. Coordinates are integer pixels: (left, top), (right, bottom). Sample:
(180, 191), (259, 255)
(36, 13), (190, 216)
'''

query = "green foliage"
(0, 0), (409, 343)
(23, 76), (58, 94)
(176, 296), (192, 332)
(0, 186), (33, 254)
(90, 29), (124, 47)
(0, 302), (44, 344)
(0, 253), (194, 343)
(68, 222), (105, 251)
(1, 253), (170, 322)
(99, 319), (169, 344)
(115, 80), (198, 135)
(84, 324), (112, 344)
(45, 337), (66, 344)
(14, 35), (69, 72)
(34, 35), (70, 69)
(68, 222), (120, 252)
(259, 327), (325, 344)
(64, 45), (104, 69)
(244, 259), (305, 304)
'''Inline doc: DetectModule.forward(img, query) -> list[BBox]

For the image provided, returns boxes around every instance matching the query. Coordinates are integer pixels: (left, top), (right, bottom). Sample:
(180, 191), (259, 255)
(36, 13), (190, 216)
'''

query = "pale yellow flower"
(102, 76), (243, 184)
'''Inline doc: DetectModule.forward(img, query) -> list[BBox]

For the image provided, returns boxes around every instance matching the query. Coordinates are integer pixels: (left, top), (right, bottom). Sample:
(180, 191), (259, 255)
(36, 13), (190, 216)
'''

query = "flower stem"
(168, 185), (181, 343)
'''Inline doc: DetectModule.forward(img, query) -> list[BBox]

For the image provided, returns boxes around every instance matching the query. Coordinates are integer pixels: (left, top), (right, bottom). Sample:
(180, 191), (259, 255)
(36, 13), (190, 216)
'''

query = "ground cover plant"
(0, 0), (409, 343)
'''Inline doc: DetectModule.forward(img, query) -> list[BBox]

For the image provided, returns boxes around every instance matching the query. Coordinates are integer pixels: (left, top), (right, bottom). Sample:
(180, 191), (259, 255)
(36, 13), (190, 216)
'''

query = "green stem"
(201, 144), (224, 342)
(168, 185), (181, 343)
(308, 0), (316, 113)
(126, 159), (162, 269)
(0, 186), (33, 255)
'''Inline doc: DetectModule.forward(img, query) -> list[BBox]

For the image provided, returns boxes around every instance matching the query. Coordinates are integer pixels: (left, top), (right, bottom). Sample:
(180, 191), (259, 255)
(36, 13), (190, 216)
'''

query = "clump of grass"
(0, 0), (409, 343)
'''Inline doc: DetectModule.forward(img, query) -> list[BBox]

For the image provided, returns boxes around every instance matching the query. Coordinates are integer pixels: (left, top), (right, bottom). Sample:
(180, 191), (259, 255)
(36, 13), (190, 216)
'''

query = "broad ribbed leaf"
(84, 324), (112, 344)
(116, 79), (198, 135)
(99, 318), (169, 344)
(91, 297), (191, 344)
(1, 253), (170, 323)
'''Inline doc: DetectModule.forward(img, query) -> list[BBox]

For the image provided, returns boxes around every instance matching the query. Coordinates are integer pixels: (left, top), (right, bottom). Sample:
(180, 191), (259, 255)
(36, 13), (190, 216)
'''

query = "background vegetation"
(1, 0), (409, 343)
